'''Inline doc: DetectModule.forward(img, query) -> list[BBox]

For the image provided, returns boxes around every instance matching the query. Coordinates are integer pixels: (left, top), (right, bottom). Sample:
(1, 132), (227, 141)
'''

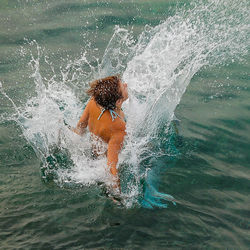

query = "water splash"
(102, 0), (249, 207)
(1, 0), (249, 208)
(119, 0), (249, 207)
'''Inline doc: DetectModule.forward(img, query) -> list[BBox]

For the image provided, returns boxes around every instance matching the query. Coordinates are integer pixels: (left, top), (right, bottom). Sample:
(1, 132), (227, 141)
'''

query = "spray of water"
(1, 0), (249, 208)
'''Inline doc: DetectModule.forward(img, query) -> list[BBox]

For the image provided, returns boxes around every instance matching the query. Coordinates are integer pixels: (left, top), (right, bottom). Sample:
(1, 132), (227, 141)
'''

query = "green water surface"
(0, 0), (249, 249)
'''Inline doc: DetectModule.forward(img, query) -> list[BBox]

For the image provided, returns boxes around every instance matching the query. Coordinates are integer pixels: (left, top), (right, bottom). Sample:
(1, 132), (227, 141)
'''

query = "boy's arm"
(72, 101), (90, 135)
(107, 132), (125, 191)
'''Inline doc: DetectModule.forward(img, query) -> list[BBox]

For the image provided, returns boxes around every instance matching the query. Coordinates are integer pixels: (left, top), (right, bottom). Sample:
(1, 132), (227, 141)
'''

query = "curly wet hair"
(87, 75), (122, 110)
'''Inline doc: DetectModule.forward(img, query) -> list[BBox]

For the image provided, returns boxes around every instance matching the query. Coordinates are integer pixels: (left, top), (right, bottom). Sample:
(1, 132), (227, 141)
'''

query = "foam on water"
(1, 0), (249, 208)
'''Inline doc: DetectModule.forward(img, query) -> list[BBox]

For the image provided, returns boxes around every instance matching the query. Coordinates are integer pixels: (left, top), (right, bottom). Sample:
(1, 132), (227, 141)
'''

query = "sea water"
(0, 0), (249, 248)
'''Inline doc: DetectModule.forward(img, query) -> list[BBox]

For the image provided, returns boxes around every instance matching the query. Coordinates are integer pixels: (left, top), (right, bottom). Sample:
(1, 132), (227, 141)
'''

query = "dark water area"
(1, 0), (250, 249)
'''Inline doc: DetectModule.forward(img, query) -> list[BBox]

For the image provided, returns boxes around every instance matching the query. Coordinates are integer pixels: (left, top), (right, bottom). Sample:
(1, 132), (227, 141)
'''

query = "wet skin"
(73, 81), (128, 188)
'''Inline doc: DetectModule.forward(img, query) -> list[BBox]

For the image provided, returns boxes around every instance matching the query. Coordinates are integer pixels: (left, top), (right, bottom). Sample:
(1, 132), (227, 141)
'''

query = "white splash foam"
(1, 0), (249, 207)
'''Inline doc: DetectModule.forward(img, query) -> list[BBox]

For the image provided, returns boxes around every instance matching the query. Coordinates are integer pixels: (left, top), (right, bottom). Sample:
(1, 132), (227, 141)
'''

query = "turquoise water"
(1, 0), (250, 248)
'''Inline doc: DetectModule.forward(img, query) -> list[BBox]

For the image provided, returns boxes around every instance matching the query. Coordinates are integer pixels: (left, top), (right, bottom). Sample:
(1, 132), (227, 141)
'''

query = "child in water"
(72, 75), (128, 192)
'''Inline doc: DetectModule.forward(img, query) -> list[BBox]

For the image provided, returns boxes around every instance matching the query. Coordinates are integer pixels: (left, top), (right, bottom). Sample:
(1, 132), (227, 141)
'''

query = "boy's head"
(87, 75), (124, 110)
